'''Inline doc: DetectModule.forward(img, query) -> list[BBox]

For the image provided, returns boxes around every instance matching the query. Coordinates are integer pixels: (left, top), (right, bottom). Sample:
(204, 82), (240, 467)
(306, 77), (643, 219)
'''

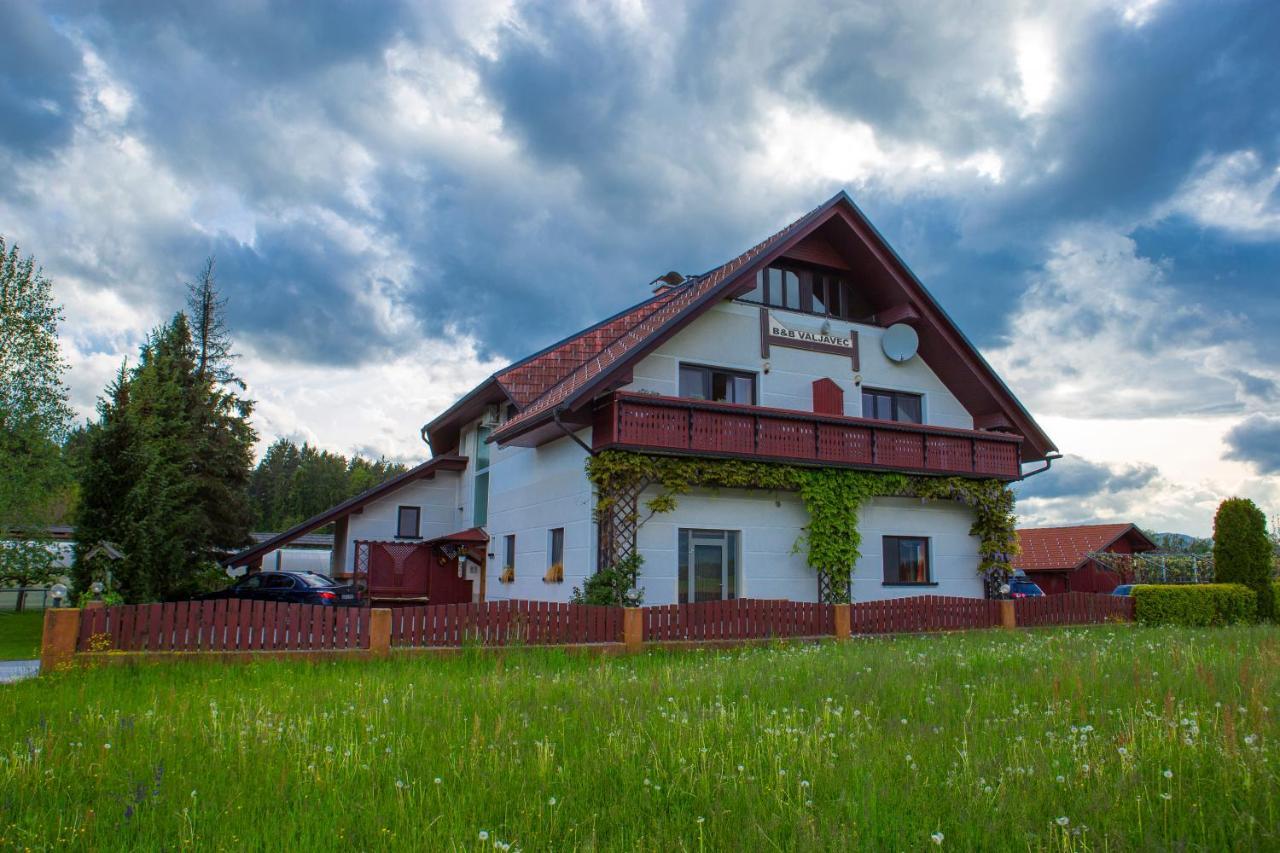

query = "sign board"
(759, 308), (860, 369)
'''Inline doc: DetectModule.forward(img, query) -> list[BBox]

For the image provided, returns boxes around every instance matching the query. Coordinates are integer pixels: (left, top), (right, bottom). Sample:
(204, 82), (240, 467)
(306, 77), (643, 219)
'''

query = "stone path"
(0, 660), (39, 683)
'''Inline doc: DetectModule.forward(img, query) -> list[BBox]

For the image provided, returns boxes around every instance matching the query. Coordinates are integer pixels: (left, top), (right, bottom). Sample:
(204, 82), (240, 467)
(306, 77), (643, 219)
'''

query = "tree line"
(0, 243), (404, 605)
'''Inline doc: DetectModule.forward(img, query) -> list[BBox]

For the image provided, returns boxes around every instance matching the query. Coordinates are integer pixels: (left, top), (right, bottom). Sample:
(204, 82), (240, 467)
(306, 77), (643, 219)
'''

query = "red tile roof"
(493, 197), (833, 441)
(496, 286), (684, 408)
(1015, 524), (1151, 572)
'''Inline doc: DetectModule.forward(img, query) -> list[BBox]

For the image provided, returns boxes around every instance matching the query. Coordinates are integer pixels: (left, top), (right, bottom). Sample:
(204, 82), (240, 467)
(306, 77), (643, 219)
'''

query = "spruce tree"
(1213, 497), (1275, 621)
(74, 263), (256, 602)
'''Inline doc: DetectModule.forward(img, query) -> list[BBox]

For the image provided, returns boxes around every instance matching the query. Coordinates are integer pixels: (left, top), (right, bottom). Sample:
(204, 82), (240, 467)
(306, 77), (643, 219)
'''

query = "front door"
(679, 529), (739, 603)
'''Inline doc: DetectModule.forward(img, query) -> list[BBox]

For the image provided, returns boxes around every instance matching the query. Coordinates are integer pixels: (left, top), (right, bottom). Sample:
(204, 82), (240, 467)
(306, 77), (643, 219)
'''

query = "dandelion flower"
(1160, 792), (1172, 801)
(478, 831), (489, 841)
(931, 831), (945, 845)
(1163, 769), (1173, 779)
(1056, 775), (1065, 783)
(395, 780), (405, 789)
(434, 777), (442, 785)
(548, 797), (557, 806)
(1056, 817), (1069, 827)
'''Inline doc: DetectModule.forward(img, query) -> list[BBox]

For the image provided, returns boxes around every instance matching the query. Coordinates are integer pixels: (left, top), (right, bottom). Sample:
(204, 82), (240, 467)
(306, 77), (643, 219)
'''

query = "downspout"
(419, 424), (433, 455)
(553, 406), (596, 456)
(1019, 451), (1062, 480)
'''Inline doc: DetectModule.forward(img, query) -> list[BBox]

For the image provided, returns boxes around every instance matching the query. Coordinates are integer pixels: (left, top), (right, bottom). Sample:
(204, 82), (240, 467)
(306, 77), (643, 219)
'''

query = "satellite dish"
(881, 323), (919, 362)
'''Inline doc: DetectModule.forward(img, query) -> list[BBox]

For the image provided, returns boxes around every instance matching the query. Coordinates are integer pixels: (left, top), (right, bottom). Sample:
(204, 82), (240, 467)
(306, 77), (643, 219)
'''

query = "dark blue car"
(1007, 570), (1045, 598)
(197, 571), (361, 606)
(1111, 584), (1137, 596)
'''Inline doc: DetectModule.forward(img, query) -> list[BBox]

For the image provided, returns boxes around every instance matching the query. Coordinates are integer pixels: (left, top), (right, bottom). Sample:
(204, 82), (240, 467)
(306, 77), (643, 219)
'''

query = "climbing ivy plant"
(586, 450), (1019, 602)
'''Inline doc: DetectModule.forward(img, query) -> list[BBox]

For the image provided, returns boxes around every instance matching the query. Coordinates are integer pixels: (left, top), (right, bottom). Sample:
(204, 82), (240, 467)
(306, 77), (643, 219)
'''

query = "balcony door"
(678, 529), (739, 603)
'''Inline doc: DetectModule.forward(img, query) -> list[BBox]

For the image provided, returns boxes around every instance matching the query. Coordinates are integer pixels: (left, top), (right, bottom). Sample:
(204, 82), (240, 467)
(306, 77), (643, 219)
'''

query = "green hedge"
(1132, 584), (1258, 626)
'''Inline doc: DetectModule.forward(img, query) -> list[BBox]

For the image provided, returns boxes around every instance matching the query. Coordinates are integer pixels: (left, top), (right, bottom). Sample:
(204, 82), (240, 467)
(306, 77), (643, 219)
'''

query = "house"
(1014, 523), (1157, 594)
(229, 192), (1057, 605)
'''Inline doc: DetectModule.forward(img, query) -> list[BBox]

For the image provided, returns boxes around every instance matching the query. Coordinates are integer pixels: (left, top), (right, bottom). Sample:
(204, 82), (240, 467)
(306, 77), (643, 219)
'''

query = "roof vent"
(650, 271), (685, 293)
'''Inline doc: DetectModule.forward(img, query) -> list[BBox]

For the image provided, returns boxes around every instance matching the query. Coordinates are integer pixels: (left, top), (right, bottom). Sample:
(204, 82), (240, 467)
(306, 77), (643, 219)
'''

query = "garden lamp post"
(90, 581), (105, 602)
(50, 583), (68, 608)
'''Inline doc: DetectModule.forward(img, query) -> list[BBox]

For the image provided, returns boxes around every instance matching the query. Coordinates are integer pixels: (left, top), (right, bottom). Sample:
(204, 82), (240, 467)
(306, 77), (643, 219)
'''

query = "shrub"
(570, 554), (643, 607)
(1132, 584), (1257, 626)
(1213, 497), (1275, 620)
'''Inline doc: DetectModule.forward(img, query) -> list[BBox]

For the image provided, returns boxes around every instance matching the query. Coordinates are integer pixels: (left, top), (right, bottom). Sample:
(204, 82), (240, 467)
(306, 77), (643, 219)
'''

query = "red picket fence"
(1015, 591), (1134, 626)
(850, 594), (1003, 634)
(389, 600), (622, 648)
(643, 599), (835, 642)
(76, 600), (371, 652)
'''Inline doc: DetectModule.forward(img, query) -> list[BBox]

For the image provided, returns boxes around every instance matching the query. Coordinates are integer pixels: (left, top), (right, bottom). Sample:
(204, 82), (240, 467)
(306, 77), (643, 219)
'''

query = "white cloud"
(1160, 150), (1280, 239)
(988, 225), (1265, 419)
(239, 331), (504, 462)
(1013, 19), (1058, 116)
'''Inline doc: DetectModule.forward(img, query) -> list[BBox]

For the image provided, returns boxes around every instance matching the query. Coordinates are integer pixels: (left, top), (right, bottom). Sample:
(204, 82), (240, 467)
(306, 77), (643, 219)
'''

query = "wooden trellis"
(595, 477), (649, 570)
(817, 570), (851, 605)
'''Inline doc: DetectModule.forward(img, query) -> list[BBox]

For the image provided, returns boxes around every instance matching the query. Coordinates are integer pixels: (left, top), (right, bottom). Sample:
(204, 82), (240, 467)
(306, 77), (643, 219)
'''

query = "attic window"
(740, 264), (872, 322)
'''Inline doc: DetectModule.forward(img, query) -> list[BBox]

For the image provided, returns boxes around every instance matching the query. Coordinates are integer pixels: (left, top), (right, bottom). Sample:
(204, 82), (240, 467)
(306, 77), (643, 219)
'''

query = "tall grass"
(1, 625), (1276, 850)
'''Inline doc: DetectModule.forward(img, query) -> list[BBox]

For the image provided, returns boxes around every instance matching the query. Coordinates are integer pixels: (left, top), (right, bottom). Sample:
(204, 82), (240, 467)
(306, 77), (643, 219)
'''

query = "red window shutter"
(812, 378), (844, 416)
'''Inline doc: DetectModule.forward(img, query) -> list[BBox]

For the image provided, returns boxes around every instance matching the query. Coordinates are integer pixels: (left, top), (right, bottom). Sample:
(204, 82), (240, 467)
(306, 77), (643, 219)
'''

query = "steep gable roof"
(224, 455), (468, 567)
(1015, 523), (1157, 572)
(487, 191), (1056, 461)
(492, 195), (840, 442)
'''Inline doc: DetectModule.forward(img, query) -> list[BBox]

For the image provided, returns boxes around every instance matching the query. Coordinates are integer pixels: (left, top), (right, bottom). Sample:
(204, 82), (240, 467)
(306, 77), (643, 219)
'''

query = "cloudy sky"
(3, 0), (1278, 536)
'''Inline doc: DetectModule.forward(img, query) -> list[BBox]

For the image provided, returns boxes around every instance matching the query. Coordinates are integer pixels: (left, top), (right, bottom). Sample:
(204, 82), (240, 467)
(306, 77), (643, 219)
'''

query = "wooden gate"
(356, 541), (474, 605)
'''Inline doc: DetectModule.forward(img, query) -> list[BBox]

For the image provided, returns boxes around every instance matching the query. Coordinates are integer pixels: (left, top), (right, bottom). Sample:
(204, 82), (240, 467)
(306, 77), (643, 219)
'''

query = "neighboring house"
(1015, 523), (1157, 594)
(234, 532), (335, 577)
(229, 191), (1057, 605)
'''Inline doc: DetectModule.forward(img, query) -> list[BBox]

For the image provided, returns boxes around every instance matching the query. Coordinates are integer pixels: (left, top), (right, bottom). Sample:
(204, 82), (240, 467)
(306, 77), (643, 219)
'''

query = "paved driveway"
(0, 660), (39, 683)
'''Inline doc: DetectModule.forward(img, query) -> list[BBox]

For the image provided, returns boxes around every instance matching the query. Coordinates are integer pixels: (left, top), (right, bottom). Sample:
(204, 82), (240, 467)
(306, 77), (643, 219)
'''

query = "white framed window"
(677, 529), (740, 603)
(472, 425), (491, 527)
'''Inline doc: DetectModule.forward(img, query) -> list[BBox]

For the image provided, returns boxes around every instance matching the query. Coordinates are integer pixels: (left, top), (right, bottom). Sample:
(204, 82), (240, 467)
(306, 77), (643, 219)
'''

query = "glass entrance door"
(679, 529), (739, 603)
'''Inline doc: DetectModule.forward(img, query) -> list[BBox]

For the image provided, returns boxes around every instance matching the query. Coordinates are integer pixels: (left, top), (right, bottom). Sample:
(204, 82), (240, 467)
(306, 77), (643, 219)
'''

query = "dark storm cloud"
(3, 0), (1280, 381)
(1015, 455), (1159, 500)
(1224, 415), (1280, 474)
(0, 2), (83, 156)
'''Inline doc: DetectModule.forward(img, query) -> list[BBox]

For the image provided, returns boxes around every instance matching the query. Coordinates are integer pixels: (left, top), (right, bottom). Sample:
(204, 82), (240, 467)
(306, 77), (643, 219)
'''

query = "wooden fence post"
(41, 608), (81, 673)
(369, 608), (392, 657)
(833, 603), (851, 639)
(623, 607), (643, 652)
(999, 600), (1016, 629)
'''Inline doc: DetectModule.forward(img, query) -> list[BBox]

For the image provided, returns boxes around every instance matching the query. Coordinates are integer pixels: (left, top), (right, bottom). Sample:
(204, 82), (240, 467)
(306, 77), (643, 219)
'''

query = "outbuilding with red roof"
(1015, 523), (1157, 594)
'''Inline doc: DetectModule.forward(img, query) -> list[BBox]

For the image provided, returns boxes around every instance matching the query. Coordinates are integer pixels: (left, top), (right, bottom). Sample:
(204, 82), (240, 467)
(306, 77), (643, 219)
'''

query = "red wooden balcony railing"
(593, 392), (1024, 479)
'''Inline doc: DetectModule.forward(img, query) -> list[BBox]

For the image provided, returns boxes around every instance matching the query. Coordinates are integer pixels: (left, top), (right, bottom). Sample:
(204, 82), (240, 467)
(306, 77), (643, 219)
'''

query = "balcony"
(592, 392), (1023, 480)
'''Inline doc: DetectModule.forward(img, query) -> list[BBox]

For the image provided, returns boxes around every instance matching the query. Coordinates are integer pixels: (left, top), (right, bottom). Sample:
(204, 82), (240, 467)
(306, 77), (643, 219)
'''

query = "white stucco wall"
(623, 299), (973, 429)
(482, 430), (595, 602)
(338, 472), (463, 574)
(633, 487), (983, 605)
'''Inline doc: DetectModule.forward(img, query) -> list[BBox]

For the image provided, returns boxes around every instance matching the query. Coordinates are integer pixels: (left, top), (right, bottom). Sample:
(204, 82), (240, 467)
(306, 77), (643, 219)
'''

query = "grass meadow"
(0, 611), (43, 660)
(1, 625), (1276, 851)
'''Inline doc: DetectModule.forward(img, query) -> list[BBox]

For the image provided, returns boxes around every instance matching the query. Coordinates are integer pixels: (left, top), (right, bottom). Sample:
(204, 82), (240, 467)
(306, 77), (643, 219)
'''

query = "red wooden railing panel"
(598, 393), (1023, 479)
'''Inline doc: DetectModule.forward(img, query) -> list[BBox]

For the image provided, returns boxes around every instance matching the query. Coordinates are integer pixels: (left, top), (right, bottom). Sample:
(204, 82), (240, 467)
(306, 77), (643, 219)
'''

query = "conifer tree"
(74, 263), (256, 602)
(1213, 497), (1275, 621)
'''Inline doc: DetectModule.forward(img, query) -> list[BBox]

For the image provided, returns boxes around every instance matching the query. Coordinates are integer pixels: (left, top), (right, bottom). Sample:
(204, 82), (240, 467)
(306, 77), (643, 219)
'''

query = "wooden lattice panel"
(690, 411), (755, 454)
(757, 418), (816, 459)
(596, 478), (647, 571)
(616, 402), (688, 450)
(816, 423), (873, 464)
(875, 431), (925, 469)
(974, 439), (1020, 477)
(926, 435), (973, 472)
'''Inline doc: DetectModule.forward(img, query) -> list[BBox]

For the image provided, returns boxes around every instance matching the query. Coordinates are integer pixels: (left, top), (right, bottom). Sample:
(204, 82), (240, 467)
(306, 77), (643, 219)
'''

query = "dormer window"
(740, 264), (872, 322)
